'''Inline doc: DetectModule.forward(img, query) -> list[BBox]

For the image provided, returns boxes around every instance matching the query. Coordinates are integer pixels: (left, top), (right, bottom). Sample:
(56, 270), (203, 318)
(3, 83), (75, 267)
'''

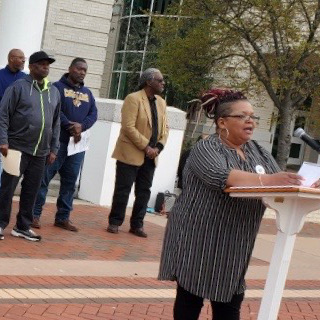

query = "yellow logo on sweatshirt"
(64, 89), (89, 107)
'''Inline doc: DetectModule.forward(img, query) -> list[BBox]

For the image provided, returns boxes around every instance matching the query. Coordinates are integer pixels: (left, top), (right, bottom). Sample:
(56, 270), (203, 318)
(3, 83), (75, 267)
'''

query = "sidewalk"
(0, 200), (319, 319)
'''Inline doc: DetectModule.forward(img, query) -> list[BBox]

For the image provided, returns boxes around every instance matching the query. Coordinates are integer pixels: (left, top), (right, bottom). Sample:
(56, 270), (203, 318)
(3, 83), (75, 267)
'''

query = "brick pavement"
(0, 276), (319, 319)
(0, 201), (319, 319)
(0, 202), (162, 261)
(2, 202), (318, 261)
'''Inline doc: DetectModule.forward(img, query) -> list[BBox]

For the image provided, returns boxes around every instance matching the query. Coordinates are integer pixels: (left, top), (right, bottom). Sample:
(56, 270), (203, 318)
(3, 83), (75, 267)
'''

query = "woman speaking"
(158, 89), (303, 320)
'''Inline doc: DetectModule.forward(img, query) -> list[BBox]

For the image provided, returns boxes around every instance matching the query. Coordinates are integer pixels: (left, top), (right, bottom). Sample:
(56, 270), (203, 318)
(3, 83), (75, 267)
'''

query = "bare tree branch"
(267, 8), (280, 57)
(215, 13), (274, 80)
(296, 0), (320, 69)
(242, 56), (280, 109)
(298, 0), (312, 31)
(308, 0), (320, 42)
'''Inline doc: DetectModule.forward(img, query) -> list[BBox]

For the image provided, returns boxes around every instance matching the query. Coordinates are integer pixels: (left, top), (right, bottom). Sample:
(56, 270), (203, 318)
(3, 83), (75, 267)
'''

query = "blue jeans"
(33, 142), (85, 221)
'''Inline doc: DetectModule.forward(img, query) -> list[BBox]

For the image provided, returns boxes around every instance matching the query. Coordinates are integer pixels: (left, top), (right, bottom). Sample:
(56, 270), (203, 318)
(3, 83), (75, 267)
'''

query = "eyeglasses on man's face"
(153, 77), (165, 83)
(224, 114), (260, 122)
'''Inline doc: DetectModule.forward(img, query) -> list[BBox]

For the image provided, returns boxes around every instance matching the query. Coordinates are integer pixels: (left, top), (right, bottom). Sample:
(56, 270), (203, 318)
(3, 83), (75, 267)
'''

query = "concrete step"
(14, 176), (79, 198)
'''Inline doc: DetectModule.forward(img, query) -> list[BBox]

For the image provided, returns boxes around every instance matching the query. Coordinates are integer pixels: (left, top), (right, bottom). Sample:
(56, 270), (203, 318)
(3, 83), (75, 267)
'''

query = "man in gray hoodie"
(0, 51), (61, 241)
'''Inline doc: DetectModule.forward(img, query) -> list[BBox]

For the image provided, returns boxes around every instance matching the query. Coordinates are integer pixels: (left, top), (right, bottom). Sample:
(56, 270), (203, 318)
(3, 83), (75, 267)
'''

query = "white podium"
(227, 186), (320, 320)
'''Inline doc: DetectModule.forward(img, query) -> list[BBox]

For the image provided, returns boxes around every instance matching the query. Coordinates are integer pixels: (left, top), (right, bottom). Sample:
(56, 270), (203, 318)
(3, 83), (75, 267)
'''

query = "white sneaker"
(11, 227), (41, 241)
(0, 227), (4, 240)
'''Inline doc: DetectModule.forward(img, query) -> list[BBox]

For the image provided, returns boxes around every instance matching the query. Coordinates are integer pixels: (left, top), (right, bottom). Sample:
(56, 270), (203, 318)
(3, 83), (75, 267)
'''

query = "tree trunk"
(275, 102), (295, 170)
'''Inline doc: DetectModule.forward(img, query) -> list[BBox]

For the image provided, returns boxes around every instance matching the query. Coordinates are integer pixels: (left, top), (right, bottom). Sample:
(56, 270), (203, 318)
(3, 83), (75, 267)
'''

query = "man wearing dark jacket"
(0, 51), (60, 241)
(32, 58), (97, 232)
(0, 49), (26, 187)
(0, 49), (26, 102)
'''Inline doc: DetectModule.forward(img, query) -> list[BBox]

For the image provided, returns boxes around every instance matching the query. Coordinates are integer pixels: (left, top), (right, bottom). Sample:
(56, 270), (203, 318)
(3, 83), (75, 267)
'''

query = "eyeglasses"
(153, 78), (165, 83)
(224, 114), (260, 122)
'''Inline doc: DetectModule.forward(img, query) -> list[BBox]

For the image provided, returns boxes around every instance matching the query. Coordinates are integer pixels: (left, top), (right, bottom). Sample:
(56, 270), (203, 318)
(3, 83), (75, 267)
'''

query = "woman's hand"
(311, 179), (320, 188)
(262, 172), (304, 186)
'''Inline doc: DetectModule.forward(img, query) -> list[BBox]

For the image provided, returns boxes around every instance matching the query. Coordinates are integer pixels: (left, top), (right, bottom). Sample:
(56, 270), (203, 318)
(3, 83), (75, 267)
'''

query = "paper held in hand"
(1, 149), (21, 176)
(67, 130), (90, 156)
(298, 161), (320, 187)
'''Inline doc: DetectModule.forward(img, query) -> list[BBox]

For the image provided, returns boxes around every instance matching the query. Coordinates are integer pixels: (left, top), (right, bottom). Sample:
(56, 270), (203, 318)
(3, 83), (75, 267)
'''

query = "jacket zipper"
(33, 84), (46, 156)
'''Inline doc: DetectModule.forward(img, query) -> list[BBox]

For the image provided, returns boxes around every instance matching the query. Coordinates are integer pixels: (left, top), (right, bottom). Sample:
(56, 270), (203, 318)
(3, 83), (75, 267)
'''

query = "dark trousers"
(108, 159), (155, 229)
(174, 285), (244, 320)
(0, 153), (46, 231)
(33, 142), (85, 221)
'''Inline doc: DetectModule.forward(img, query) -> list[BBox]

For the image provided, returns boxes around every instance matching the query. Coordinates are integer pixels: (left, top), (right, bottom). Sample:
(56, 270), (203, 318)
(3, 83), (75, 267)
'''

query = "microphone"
(293, 128), (320, 152)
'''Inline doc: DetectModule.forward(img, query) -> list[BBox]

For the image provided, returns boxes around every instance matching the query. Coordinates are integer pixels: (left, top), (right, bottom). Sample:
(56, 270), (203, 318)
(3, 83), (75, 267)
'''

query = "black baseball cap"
(29, 51), (55, 64)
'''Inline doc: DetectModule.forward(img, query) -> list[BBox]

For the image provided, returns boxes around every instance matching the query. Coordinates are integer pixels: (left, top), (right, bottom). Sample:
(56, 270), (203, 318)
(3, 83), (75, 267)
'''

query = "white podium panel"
(227, 186), (320, 320)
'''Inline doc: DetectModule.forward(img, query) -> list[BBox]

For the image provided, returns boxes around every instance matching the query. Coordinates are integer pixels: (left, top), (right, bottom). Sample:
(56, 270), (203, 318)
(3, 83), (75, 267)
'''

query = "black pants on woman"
(174, 285), (244, 320)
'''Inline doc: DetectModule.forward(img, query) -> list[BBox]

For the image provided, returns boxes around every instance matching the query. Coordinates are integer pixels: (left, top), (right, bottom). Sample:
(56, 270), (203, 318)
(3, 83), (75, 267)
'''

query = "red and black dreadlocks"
(201, 88), (247, 120)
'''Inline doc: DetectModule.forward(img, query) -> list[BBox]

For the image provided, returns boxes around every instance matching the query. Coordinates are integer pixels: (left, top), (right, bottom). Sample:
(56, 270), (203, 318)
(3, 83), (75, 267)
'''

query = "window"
(123, 52), (143, 71)
(127, 17), (149, 51)
(117, 19), (129, 51)
(132, 0), (153, 15)
(109, 0), (180, 99)
(109, 73), (120, 99)
(113, 53), (124, 71)
(153, 0), (174, 14)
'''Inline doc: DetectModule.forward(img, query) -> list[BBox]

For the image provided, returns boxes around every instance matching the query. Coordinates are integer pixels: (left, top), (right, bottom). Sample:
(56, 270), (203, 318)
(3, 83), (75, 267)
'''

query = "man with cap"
(0, 51), (61, 241)
(0, 49), (26, 187)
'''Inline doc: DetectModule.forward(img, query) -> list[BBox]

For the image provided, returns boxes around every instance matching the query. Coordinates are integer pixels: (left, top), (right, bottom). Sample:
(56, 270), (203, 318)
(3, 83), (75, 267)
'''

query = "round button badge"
(255, 165), (265, 174)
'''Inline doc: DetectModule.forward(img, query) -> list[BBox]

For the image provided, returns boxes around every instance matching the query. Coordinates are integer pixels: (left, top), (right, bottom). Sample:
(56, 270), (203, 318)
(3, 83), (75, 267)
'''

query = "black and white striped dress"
(158, 134), (280, 302)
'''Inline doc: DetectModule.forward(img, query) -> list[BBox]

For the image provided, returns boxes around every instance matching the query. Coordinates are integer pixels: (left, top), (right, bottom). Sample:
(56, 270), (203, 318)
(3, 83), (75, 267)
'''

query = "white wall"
(78, 99), (187, 208)
(150, 129), (184, 205)
(0, 0), (48, 68)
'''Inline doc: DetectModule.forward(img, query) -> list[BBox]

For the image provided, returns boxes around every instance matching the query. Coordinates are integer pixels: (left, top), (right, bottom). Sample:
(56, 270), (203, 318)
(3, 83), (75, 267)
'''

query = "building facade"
(106, 0), (176, 100)
(0, 0), (317, 166)
(0, 0), (115, 97)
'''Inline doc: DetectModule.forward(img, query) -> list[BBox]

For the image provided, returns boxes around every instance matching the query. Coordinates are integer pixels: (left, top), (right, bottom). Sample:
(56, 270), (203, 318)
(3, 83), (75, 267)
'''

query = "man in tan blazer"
(107, 68), (168, 238)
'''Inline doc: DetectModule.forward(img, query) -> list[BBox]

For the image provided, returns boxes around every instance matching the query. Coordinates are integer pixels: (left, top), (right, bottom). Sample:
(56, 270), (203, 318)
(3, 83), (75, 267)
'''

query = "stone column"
(0, 0), (48, 68)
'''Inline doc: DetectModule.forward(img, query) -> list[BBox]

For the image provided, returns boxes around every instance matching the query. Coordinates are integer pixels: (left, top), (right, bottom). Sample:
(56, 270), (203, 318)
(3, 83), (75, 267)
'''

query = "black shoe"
(106, 224), (119, 234)
(0, 227), (4, 240)
(129, 228), (147, 238)
(11, 227), (41, 242)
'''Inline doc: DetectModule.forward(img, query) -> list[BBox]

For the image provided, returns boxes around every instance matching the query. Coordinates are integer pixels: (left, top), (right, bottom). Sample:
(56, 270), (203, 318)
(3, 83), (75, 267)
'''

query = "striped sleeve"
(189, 139), (231, 190)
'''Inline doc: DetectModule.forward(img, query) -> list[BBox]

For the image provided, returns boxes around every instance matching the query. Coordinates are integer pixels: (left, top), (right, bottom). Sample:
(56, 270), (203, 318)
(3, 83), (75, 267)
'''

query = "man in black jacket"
(0, 51), (60, 242)
(0, 49), (26, 188)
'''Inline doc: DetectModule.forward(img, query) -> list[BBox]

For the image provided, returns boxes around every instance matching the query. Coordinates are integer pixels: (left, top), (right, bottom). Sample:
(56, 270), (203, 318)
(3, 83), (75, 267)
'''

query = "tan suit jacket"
(112, 89), (169, 166)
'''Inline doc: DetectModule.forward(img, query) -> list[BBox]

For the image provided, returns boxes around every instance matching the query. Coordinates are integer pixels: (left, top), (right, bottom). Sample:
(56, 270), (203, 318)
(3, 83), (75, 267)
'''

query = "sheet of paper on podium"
(297, 162), (320, 187)
(1, 149), (21, 176)
(67, 130), (90, 156)
(229, 162), (320, 190)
